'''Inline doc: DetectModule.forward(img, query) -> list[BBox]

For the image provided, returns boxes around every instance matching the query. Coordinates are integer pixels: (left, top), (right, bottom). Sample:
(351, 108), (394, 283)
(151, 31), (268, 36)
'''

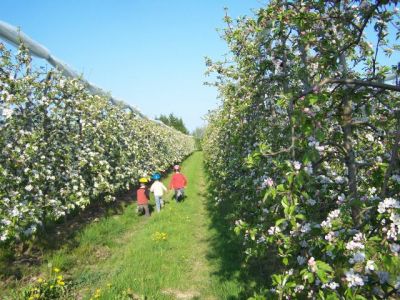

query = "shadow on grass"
(0, 157), (190, 293)
(203, 184), (281, 299)
(0, 189), (137, 285)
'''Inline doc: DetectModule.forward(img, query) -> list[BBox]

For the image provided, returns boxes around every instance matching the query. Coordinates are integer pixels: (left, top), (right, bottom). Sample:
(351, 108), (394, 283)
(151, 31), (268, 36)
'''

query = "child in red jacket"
(137, 178), (150, 216)
(169, 165), (187, 202)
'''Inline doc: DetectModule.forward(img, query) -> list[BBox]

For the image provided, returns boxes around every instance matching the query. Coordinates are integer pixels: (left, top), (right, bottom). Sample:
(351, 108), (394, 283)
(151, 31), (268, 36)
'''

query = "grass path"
(74, 152), (244, 299)
(3, 151), (249, 299)
(85, 151), (244, 299)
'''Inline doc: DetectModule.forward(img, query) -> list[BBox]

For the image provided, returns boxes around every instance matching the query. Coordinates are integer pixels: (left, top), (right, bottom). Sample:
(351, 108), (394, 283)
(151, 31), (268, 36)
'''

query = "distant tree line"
(156, 113), (189, 135)
(156, 113), (206, 150)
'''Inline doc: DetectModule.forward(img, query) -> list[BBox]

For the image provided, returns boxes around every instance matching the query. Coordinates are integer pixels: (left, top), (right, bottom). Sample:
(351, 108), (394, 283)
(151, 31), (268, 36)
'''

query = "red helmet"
(173, 165), (180, 170)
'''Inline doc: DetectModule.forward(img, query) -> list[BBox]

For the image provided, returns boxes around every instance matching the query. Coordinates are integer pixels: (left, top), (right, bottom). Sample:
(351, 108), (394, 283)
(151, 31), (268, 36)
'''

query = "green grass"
(2, 152), (260, 299)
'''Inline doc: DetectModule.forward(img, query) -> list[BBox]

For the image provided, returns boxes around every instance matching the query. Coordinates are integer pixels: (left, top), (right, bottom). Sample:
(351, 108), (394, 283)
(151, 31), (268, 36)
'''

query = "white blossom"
(304, 162), (313, 175)
(306, 198), (316, 206)
(349, 252), (365, 264)
(0, 232), (8, 241)
(294, 285), (305, 293)
(25, 184), (33, 192)
(297, 255), (306, 265)
(377, 271), (389, 284)
(365, 133), (374, 142)
(378, 198), (400, 214)
(268, 226), (281, 235)
(322, 281), (339, 290)
(390, 243), (400, 255)
(321, 209), (341, 229)
(334, 176), (346, 184)
(346, 240), (365, 251)
(300, 240), (308, 248)
(308, 257), (317, 272)
(337, 194), (345, 204)
(345, 269), (365, 287)
(300, 223), (311, 233)
(293, 161), (302, 170)
(325, 231), (337, 242)
(395, 276), (400, 290)
(391, 174), (400, 184)
(365, 260), (375, 274)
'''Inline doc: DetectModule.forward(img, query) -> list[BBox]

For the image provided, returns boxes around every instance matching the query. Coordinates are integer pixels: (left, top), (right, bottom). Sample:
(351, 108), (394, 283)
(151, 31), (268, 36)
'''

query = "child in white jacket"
(150, 173), (167, 212)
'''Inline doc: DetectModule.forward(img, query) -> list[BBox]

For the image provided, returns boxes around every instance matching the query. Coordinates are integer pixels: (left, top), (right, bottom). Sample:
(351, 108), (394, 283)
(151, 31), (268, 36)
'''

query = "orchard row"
(203, 1), (400, 299)
(0, 43), (194, 244)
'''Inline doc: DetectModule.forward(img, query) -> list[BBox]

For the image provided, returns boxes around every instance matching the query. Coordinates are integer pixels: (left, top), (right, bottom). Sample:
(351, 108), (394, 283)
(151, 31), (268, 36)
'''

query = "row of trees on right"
(203, 1), (400, 299)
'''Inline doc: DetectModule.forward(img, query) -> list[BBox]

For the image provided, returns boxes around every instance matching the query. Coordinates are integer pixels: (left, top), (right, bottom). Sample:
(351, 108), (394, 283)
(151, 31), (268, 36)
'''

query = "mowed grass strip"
(83, 151), (208, 299)
(1, 186), (148, 298)
(81, 151), (244, 299)
(3, 152), (247, 299)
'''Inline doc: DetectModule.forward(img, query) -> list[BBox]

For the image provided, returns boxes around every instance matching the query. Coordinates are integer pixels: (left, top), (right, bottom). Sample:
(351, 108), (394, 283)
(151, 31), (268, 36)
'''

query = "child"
(169, 165), (187, 202)
(137, 177), (150, 216)
(150, 173), (167, 212)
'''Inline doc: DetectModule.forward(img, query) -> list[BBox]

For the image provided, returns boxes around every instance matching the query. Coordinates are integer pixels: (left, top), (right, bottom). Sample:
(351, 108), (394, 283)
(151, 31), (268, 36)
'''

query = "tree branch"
(261, 145), (293, 157)
(381, 111), (400, 198)
(295, 78), (400, 102)
(338, 1), (383, 55)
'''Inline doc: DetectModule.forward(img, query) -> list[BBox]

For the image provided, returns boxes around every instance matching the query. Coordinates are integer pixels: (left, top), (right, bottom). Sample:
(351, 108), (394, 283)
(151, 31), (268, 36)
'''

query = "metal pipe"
(0, 20), (145, 118)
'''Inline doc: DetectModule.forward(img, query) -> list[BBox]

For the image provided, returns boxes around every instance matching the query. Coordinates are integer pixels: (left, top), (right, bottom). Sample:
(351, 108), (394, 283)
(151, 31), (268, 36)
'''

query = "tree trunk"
(381, 111), (400, 198)
(340, 54), (360, 225)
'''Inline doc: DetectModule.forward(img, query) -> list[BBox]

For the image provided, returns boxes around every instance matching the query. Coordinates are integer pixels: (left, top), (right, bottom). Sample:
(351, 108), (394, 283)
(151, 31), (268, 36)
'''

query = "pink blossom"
(265, 177), (274, 187)
(308, 257), (317, 272)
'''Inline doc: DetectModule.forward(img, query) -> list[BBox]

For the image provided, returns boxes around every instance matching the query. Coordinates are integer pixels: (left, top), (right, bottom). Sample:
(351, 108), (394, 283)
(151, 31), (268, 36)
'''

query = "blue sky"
(0, 0), (265, 131)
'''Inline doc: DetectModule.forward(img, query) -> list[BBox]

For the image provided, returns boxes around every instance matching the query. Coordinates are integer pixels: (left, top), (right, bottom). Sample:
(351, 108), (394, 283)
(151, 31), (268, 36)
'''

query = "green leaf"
(305, 271), (314, 283)
(316, 129), (325, 141)
(275, 218), (287, 226)
(316, 269), (328, 283)
(303, 120), (314, 136)
(277, 98), (287, 107)
(250, 229), (256, 241)
(316, 261), (333, 272)
(272, 274), (283, 285)
(276, 184), (285, 192)
(368, 235), (381, 242)
(286, 281), (296, 288)
(281, 196), (289, 209)
(308, 94), (318, 105)
(319, 290), (326, 299)
(326, 293), (339, 300)
(287, 173), (294, 185)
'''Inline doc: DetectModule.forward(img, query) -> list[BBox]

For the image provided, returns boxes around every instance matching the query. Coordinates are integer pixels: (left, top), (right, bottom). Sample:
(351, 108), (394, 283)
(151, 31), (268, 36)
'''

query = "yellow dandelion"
(94, 288), (102, 297)
(57, 275), (63, 280)
(53, 267), (60, 273)
(37, 277), (43, 283)
(94, 290), (101, 299)
(57, 280), (65, 286)
(152, 231), (168, 241)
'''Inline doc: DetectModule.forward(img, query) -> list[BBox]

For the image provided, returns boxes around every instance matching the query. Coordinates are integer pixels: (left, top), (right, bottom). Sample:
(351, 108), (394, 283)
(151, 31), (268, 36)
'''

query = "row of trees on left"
(0, 43), (195, 244)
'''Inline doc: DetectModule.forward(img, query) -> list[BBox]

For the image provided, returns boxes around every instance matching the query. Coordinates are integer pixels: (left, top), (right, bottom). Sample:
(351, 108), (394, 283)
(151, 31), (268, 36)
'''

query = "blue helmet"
(152, 173), (161, 180)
